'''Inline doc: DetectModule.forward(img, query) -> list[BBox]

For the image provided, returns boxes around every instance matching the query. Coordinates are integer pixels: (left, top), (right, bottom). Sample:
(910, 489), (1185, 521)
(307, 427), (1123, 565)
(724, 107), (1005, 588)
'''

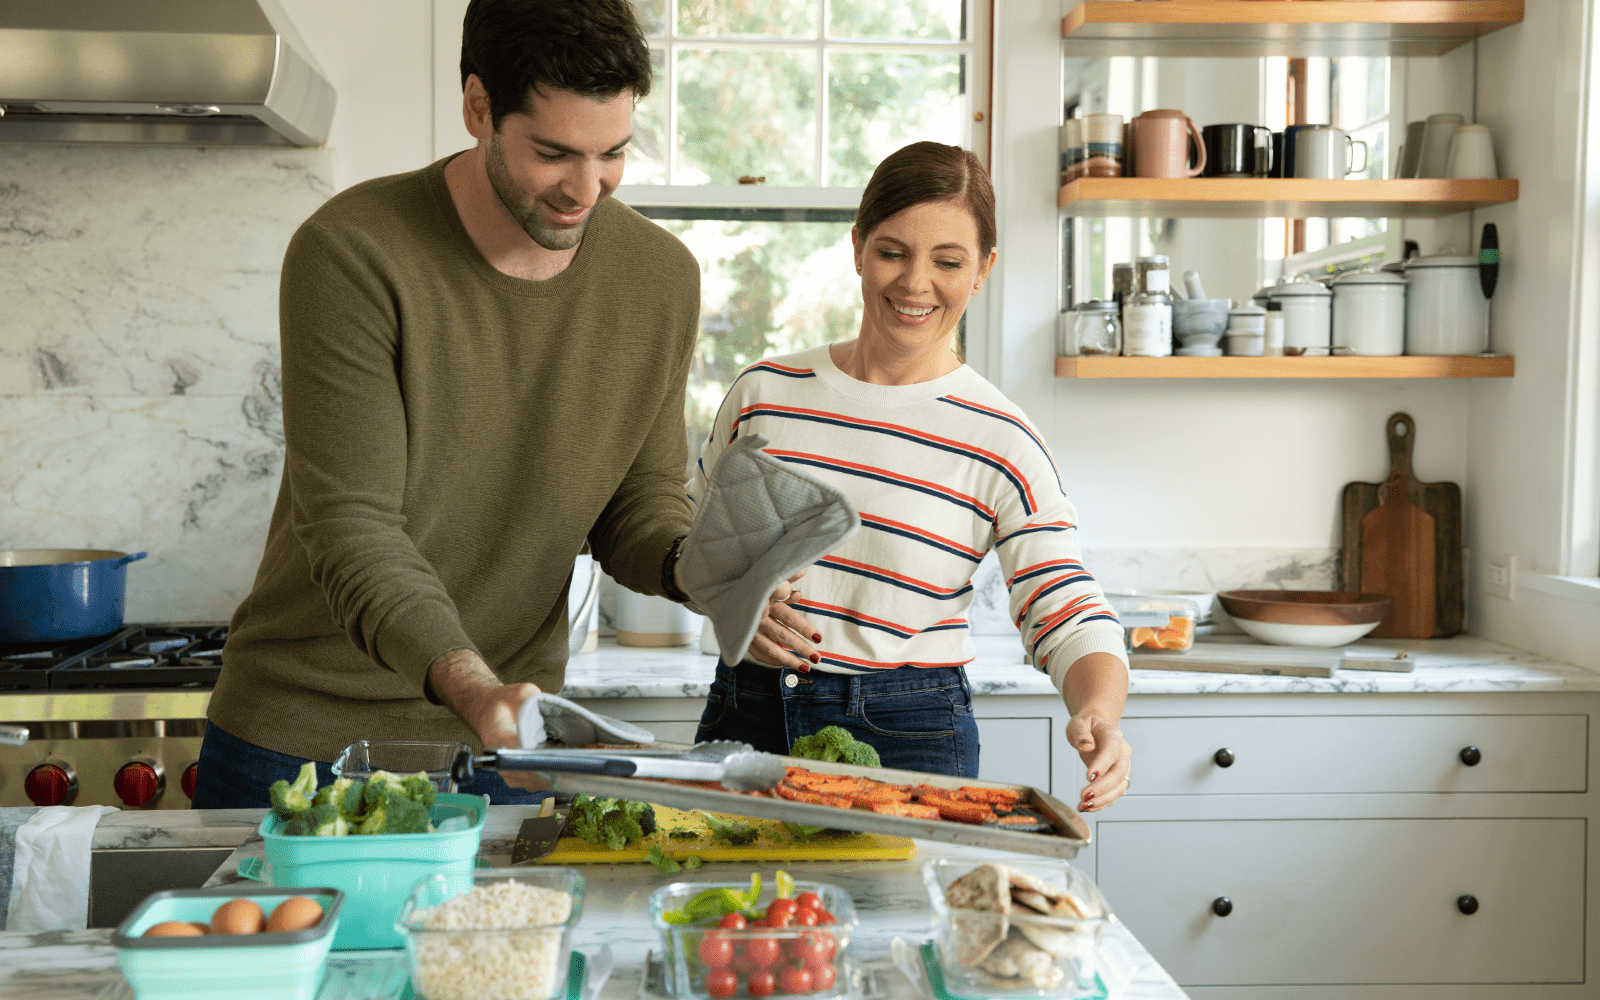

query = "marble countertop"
(1, 807), (1188, 1000)
(561, 635), (1600, 700)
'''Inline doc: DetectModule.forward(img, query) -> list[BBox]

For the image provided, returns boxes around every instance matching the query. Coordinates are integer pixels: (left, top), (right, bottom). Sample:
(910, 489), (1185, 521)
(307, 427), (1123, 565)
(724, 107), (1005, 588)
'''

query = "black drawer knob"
(1457, 895), (1479, 915)
(1212, 896), (1233, 917)
(1213, 748), (1235, 768)
(1460, 746), (1482, 766)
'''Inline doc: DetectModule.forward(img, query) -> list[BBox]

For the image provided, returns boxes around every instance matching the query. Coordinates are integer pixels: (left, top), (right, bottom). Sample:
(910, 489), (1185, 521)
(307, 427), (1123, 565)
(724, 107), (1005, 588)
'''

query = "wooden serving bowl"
(1217, 590), (1393, 626)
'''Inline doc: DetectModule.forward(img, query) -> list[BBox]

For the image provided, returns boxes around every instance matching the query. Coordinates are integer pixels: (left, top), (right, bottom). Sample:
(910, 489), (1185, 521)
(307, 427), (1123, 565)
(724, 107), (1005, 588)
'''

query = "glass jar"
(1065, 300), (1122, 356)
(1122, 292), (1172, 357)
(1111, 263), (1136, 305)
(1135, 254), (1171, 295)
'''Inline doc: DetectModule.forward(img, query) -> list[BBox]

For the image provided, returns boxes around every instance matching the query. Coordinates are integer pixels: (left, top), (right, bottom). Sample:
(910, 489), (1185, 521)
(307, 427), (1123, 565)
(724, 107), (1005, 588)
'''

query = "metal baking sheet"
(539, 755), (1089, 859)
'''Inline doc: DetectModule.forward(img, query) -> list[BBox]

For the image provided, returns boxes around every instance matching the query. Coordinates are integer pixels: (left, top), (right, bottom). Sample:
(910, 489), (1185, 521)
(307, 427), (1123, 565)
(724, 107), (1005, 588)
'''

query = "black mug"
(1203, 123), (1274, 177)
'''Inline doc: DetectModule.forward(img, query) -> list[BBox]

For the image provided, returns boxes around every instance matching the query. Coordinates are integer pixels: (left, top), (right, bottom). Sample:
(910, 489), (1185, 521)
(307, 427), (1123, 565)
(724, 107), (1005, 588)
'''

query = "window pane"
(828, 0), (964, 41)
(676, 49), (817, 185)
(624, 49), (668, 185)
(827, 52), (967, 186)
(678, 0), (817, 39)
(664, 218), (860, 448)
(630, 0), (667, 36)
(1333, 56), (1388, 131)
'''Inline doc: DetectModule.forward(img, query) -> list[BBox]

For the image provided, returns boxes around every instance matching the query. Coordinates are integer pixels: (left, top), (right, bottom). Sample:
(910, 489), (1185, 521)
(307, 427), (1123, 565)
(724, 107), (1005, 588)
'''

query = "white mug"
(1293, 127), (1368, 179)
(1417, 112), (1465, 178)
(1447, 124), (1498, 179)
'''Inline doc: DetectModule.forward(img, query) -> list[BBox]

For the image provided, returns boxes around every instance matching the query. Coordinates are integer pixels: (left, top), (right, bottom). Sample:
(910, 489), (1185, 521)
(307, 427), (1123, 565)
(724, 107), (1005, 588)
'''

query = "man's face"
(483, 85), (633, 251)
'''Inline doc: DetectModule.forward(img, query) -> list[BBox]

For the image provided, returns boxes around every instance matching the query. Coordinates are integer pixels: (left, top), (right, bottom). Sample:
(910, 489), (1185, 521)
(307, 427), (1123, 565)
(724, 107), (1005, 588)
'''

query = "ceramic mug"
(1293, 126), (1368, 179)
(1081, 113), (1124, 177)
(1280, 123), (1326, 179)
(1133, 110), (1207, 178)
(1447, 124), (1497, 179)
(1416, 112), (1465, 178)
(1202, 123), (1273, 177)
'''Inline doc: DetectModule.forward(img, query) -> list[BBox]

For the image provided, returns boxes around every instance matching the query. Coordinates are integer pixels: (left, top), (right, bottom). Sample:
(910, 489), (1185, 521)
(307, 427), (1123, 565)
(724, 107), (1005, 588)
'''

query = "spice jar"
(1111, 263), (1136, 305)
(1064, 300), (1122, 356)
(1135, 255), (1171, 295)
(1122, 292), (1172, 357)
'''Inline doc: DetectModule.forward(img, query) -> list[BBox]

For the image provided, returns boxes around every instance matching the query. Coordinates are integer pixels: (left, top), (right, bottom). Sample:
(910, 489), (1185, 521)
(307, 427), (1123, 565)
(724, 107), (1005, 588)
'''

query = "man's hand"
(428, 648), (551, 793)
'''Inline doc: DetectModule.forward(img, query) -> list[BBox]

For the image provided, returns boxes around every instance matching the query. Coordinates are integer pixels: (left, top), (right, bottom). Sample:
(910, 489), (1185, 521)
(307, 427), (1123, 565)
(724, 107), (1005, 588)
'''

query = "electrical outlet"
(1484, 552), (1517, 600)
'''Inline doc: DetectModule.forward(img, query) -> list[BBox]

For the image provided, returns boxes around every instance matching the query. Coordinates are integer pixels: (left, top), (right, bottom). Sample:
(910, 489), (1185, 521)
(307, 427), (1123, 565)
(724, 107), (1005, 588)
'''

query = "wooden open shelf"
(1055, 355), (1515, 379)
(1059, 177), (1517, 219)
(1061, 1), (1524, 57)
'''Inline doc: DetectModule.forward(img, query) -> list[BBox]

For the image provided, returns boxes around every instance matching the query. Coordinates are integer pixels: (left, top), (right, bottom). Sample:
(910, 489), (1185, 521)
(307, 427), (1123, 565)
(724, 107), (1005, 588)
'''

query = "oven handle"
(0, 725), (28, 746)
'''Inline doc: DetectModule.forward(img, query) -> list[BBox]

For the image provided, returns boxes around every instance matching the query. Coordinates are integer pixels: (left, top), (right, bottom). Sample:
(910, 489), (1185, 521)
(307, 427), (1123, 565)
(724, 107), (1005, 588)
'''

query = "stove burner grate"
(44, 624), (229, 690)
(0, 632), (123, 691)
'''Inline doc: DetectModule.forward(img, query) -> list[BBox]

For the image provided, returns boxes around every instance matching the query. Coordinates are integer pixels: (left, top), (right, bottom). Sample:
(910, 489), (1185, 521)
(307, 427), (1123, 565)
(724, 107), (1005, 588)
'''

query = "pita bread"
(1010, 889), (1054, 915)
(977, 933), (1065, 988)
(1011, 914), (1080, 958)
(944, 864), (1011, 966)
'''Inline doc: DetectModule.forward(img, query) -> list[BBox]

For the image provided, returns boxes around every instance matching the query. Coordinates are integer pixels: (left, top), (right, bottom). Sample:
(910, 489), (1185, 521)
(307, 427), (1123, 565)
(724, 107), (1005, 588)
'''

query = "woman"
(690, 142), (1131, 814)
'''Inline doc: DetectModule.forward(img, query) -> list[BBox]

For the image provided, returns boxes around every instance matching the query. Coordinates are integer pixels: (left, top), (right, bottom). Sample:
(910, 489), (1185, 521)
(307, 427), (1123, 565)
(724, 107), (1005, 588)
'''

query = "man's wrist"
(662, 534), (691, 602)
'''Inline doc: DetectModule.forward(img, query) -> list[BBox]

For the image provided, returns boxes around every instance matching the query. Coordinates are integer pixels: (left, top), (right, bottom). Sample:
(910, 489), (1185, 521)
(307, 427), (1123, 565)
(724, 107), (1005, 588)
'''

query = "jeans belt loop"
(848, 673), (864, 718)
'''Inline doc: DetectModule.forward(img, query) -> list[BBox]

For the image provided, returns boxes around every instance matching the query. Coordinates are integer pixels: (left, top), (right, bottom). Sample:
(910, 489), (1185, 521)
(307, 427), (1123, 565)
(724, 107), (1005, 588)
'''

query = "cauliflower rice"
(411, 880), (574, 1000)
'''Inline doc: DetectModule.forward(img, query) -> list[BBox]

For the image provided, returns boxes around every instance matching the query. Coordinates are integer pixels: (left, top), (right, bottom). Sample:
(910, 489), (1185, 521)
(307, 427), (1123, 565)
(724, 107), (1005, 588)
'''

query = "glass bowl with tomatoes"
(649, 879), (857, 1000)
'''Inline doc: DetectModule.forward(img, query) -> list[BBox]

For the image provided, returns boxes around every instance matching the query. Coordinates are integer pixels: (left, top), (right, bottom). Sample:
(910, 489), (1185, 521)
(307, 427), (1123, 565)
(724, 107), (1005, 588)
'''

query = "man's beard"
(486, 132), (589, 252)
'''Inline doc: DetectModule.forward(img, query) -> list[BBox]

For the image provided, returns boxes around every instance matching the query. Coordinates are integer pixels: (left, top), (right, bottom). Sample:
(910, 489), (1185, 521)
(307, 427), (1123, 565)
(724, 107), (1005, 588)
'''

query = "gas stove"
(0, 623), (226, 810)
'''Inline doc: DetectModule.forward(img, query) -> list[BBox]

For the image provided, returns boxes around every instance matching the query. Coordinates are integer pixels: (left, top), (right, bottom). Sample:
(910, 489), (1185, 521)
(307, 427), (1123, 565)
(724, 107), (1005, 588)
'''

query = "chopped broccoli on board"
(270, 761), (319, 818)
(790, 726), (881, 768)
(646, 844), (682, 873)
(701, 812), (758, 847)
(566, 795), (657, 851)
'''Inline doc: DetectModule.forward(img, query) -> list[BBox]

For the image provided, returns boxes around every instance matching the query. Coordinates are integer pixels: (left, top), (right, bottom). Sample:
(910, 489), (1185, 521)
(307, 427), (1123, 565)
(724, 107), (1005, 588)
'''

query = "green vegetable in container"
(270, 762), (319, 818)
(273, 766), (438, 836)
(790, 726), (881, 767)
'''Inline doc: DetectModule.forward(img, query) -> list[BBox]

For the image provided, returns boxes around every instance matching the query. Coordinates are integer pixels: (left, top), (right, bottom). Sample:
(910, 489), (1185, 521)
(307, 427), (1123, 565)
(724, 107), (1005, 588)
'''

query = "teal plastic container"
(113, 887), (343, 1000)
(260, 792), (488, 950)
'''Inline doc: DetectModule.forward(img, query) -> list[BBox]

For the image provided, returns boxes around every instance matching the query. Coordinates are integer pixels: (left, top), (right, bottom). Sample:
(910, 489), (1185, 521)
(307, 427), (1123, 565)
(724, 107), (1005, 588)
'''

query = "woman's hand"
(746, 569), (823, 671)
(1067, 711), (1131, 813)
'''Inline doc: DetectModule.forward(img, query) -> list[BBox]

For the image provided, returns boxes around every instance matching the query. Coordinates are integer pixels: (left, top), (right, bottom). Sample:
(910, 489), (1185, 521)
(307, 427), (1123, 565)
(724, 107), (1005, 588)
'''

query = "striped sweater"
(689, 345), (1127, 694)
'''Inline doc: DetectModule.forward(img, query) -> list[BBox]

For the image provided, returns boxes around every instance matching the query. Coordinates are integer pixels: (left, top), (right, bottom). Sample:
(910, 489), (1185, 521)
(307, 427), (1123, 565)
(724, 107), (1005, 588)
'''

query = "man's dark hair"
(460, 0), (652, 129)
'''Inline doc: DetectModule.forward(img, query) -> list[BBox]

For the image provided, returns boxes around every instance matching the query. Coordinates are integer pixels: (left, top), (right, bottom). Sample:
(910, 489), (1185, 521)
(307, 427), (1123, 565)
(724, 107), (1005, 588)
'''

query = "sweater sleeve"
(990, 434), (1127, 695)
(278, 221), (476, 693)
(686, 368), (745, 513)
(587, 270), (699, 594)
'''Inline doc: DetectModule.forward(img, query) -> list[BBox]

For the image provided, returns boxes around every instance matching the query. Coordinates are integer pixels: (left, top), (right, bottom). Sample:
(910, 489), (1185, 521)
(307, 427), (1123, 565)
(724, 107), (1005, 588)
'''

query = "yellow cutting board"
(535, 805), (917, 864)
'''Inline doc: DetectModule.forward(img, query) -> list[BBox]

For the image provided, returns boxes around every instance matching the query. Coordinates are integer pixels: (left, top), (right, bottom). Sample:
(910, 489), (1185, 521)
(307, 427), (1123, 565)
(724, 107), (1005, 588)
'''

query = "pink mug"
(1133, 110), (1207, 178)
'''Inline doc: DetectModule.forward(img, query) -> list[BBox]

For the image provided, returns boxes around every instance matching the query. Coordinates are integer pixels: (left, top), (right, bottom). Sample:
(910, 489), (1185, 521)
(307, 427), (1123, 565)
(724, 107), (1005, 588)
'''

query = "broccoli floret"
(357, 791), (429, 835)
(308, 802), (347, 837)
(565, 795), (656, 851)
(281, 812), (315, 837)
(270, 761), (319, 818)
(363, 770), (402, 809)
(328, 777), (366, 820)
(790, 726), (880, 768)
(400, 772), (438, 810)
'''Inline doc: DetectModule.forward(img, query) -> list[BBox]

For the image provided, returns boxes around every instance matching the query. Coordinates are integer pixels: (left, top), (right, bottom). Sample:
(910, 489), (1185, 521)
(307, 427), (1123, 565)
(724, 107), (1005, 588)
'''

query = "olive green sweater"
(211, 155), (698, 762)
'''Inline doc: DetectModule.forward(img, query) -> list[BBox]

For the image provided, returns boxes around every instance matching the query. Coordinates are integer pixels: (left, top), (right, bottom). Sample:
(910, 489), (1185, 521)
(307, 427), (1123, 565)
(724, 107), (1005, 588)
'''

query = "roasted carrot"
(858, 801), (941, 819)
(775, 783), (854, 809)
(957, 786), (1023, 805)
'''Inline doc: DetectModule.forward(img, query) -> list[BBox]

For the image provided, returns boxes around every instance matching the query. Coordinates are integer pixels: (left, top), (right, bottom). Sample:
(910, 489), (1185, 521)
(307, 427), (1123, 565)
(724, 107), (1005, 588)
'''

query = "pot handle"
(115, 551), (149, 567)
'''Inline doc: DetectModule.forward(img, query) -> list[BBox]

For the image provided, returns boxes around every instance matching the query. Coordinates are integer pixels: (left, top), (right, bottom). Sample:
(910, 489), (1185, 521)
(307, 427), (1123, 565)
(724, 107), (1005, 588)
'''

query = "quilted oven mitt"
(678, 432), (860, 665)
(517, 692), (658, 748)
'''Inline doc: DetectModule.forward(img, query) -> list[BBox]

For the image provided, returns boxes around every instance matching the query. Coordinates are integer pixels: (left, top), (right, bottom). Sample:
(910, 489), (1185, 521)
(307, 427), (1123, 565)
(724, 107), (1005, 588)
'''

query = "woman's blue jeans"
(189, 721), (551, 808)
(695, 661), (980, 778)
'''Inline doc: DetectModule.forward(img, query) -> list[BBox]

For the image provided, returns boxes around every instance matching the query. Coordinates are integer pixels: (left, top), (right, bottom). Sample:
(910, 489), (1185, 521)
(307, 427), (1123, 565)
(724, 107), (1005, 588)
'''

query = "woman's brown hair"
(854, 142), (996, 258)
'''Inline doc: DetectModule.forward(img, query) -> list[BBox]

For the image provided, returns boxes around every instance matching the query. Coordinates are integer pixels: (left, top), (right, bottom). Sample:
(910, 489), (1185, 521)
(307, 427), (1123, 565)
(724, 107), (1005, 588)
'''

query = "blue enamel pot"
(0, 549), (148, 644)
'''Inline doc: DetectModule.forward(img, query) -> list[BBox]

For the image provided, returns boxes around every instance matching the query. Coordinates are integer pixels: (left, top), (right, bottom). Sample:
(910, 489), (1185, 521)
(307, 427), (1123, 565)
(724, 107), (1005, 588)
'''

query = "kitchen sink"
(88, 847), (236, 929)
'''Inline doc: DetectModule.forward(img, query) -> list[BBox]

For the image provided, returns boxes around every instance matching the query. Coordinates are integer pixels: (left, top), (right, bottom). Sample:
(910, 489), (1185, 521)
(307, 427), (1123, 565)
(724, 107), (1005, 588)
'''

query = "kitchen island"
(0, 805), (1189, 1000)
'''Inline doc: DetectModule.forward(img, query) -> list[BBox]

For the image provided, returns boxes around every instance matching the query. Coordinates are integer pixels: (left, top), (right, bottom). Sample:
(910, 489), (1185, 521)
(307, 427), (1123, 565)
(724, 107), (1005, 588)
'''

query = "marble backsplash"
(1, 145), (334, 622)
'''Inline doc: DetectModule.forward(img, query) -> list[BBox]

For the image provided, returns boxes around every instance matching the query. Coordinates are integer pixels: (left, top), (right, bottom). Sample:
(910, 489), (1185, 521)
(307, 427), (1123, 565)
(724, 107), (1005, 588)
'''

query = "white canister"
(1264, 302), (1285, 356)
(1330, 269), (1406, 356)
(1121, 293), (1171, 357)
(1226, 303), (1266, 334)
(1269, 276), (1333, 354)
(1402, 250), (1489, 355)
(615, 588), (698, 647)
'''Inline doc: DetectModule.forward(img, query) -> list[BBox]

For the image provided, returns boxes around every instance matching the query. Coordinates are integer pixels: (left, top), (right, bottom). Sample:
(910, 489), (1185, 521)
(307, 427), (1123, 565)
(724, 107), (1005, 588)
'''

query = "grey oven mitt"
(516, 692), (658, 749)
(678, 432), (860, 664)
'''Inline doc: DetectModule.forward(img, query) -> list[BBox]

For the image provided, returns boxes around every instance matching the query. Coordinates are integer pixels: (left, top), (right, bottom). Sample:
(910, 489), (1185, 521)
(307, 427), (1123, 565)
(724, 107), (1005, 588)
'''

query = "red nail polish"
(812, 633), (822, 642)
(1088, 772), (1098, 782)
(1084, 792), (1094, 800)
(809, 653), (821, 663)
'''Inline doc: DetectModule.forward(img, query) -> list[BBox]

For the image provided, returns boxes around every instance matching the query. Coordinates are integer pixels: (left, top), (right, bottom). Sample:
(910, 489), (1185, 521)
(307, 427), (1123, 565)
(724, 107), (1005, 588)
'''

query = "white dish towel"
(6, 805), (118, 932)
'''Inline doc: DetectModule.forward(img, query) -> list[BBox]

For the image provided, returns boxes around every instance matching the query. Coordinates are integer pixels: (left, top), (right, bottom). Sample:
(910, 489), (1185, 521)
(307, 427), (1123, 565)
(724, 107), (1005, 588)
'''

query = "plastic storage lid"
(1331, 268), (1406, 285)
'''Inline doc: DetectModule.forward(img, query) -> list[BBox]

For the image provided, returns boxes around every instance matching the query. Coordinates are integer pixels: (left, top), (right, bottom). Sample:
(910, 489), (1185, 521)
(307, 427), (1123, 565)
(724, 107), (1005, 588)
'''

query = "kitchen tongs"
(450, 741), (788, 793)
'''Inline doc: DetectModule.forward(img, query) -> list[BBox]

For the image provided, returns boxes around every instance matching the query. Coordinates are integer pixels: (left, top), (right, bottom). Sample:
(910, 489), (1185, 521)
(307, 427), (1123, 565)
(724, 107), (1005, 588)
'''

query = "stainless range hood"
(0, 0), (334, 147)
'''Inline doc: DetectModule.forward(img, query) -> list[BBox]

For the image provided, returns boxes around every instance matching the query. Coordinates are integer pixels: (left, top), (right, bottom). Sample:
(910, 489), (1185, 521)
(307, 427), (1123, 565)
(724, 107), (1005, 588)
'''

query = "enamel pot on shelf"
(1268, 275), (1333, 355)
(1402, 248), (1489, 355)
(1330, 269), (1406, 356)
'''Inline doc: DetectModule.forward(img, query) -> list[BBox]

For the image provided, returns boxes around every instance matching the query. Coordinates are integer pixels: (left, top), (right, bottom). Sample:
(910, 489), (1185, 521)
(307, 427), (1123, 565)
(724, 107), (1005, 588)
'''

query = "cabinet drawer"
(975, 717), (1052, 791)
(1122, 714), (1587, 794)
(1096, 818), (1585, 986)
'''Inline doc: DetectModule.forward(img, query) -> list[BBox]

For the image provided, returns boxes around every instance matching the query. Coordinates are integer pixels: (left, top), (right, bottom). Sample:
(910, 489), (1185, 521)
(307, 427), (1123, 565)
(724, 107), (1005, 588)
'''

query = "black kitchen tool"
(1479, 223), (1499, 356)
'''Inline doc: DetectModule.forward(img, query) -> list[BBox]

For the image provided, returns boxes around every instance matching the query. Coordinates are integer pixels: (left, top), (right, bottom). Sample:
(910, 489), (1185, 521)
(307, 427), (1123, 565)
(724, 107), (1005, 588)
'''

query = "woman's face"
(853, 198), (997, 357)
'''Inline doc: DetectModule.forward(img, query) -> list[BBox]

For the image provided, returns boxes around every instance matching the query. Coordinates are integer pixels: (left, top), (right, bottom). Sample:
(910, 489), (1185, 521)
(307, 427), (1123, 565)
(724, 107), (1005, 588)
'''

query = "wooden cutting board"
(1340, 413), (1463, 636)
(535, 805), (917, 864)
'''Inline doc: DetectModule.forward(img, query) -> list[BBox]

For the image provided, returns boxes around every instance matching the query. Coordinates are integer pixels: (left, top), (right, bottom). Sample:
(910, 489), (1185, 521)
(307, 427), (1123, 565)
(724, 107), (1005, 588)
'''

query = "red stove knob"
(181, 763), (199, 800)
(113, 759), (166, 808)
(25, 761), (78, 806)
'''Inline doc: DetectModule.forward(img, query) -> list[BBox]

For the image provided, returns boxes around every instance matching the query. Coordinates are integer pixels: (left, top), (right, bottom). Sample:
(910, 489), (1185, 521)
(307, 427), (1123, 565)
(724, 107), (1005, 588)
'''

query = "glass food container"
(1120, 292), (1171, 357)
(1062, 301), (1121, 357)
(1107, 593), (1200, 652)
(1134, 254), (1170, 295)
(923, 858), (1111, 999)
(332, 739), (469, 793)
(649, 880), (857, 1000)
(398, 868), (585, 1000)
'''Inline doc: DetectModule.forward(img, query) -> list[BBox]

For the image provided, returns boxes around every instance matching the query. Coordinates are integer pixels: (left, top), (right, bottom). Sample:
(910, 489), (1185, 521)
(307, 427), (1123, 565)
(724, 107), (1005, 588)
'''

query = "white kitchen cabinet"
(975, 715), (1053, 790)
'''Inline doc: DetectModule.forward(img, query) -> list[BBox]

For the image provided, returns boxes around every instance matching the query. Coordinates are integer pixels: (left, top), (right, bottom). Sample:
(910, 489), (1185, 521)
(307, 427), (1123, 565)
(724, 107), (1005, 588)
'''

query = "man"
(194, 0), (703, 806)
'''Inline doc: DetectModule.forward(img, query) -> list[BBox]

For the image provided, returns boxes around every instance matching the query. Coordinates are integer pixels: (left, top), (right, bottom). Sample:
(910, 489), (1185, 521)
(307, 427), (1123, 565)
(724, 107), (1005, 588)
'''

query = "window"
(619, 0), (989, 447)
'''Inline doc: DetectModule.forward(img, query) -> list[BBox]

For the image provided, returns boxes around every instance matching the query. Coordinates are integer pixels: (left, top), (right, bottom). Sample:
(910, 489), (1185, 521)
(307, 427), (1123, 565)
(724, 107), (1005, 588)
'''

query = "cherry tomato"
(720, 913), (748, 931)
(815, 911), (837, 925)
(706, 970), (739, 999)
(780, 964), (814, 995)
(766, 910), (795, 928)
(794, 892), (823, 912)
(810, 963), (836, 993)
(809, 933), (837, 965)
(766, 899), (799, 921)
(744, 937), (782, 969)
(747, 969), (777, 998)
(699, 934), (735, 970)
(730, 950), (757, 976)
(789, 931), (835, 965)
(792, 909), (818, 928)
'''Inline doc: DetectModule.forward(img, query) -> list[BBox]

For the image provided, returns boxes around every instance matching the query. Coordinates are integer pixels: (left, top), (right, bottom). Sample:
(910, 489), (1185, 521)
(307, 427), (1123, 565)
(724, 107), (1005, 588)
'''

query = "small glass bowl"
(648, 881), (857, 1000)
(397, 868), (585, 1000)
(923, 858), (1110, 998)
(332, 739), (468, 793)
